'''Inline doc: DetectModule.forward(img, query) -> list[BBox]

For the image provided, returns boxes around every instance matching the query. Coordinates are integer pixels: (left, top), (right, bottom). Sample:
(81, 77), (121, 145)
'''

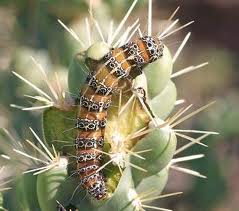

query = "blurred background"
(0, 0), (238, 210)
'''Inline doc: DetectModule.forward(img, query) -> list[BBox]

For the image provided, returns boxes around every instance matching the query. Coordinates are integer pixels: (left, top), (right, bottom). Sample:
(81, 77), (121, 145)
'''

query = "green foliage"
(42, 107), (77, 154)
(144, 46), (173, 99)
(186, 142), (227, 211)
(17, 174), (40, 211)
(131, 126), (177, 185)
(149, 80), (177, 120)
(136, 168), (169, 199)
(68, 53), (88, 96)
(37, 163), (68, 211)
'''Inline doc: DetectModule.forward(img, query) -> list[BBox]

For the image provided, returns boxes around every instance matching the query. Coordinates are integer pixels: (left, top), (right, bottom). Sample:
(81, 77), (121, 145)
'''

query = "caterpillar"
(75, 35), (164, 200)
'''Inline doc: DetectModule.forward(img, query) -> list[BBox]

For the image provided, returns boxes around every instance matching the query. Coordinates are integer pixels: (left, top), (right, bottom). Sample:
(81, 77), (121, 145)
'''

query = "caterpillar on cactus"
(5, 0), (220, 210)
(76, 35), (164, 199)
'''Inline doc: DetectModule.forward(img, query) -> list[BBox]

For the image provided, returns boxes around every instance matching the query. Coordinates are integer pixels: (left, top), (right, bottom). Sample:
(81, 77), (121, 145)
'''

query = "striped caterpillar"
(75, 35), (164, 200)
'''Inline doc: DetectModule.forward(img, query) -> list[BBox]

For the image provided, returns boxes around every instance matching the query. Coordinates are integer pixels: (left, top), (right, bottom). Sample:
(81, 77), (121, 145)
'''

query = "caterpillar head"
(132, 36), (164, 65)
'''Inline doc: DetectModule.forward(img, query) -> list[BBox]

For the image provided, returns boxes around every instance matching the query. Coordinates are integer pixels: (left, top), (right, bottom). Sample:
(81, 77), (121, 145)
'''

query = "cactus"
(0, 1), (219, 210)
